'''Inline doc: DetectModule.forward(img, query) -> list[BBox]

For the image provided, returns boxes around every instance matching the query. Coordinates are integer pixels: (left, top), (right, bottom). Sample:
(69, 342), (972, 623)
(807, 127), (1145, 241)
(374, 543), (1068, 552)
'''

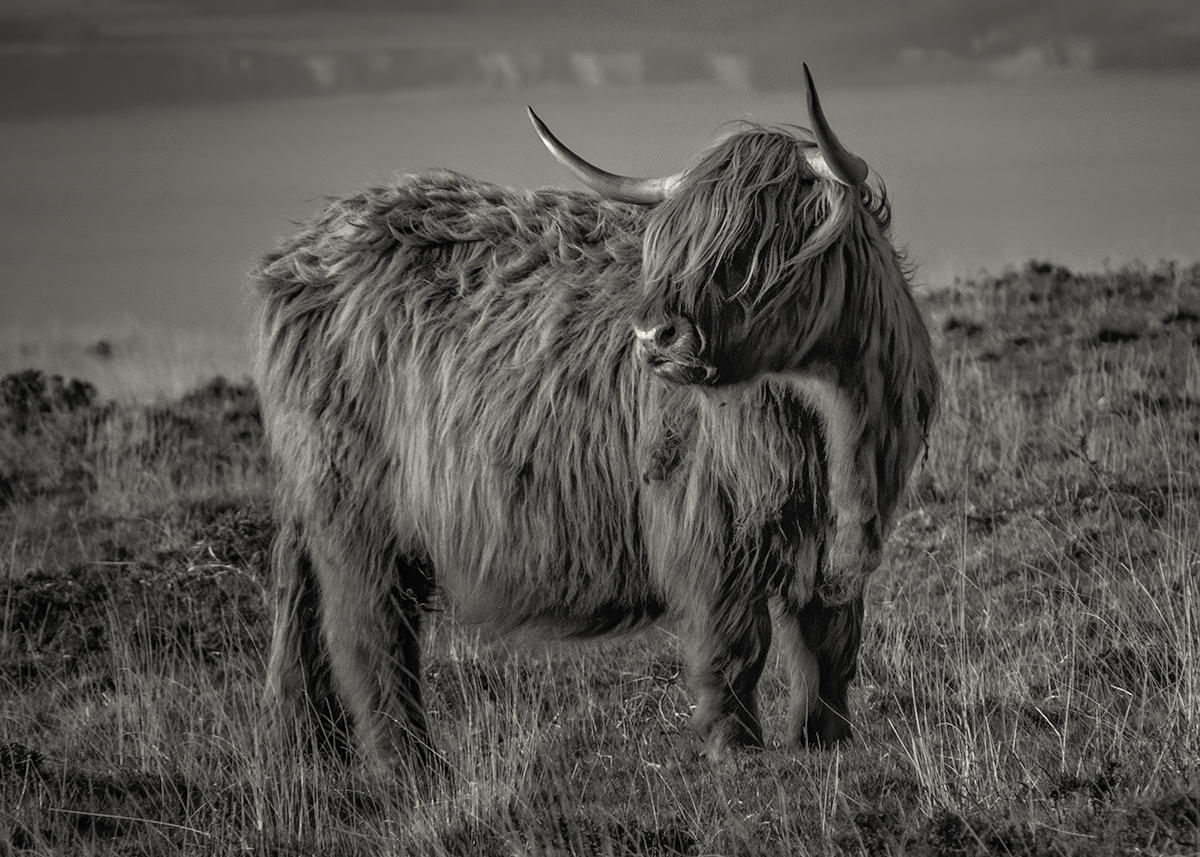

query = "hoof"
(699, 721), (764, 763)
(792, 709), (853, 750)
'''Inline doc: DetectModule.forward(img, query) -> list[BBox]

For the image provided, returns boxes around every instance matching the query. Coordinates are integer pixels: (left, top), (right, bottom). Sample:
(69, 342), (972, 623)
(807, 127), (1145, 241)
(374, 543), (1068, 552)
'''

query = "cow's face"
(632, 264), (767, 387)
(633, 138), (850, 388)
(632, 260), (819, 388)
(529, 64), (871, 389)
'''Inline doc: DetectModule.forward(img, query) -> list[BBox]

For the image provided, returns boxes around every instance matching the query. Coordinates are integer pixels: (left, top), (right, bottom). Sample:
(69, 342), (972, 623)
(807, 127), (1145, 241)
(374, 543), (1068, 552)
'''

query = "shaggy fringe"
(642, 124), (890, 310)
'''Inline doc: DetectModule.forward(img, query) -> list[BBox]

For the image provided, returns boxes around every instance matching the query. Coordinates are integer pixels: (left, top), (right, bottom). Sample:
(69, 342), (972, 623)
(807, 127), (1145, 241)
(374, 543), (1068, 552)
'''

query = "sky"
(1, 1), (1197, 334)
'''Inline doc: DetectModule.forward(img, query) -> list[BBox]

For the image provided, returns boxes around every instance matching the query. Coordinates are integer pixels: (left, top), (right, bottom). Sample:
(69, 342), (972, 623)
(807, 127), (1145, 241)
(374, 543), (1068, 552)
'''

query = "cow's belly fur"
(367, 363), (834, 633)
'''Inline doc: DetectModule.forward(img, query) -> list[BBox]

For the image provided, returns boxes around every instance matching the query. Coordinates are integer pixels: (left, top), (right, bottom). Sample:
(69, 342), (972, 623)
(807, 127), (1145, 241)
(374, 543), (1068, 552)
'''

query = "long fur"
(253, 123), (939, 768)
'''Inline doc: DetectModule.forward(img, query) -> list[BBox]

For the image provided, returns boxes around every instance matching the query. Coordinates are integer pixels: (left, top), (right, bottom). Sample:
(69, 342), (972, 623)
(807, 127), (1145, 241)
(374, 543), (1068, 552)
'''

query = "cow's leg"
(685, 596), (772, 762)
(310, 535), (436, 777)
(642, 477), (772, 760)
(262, 511), (351, 759)
(771, 595), (821, 746)
(775, 594), (863, 748)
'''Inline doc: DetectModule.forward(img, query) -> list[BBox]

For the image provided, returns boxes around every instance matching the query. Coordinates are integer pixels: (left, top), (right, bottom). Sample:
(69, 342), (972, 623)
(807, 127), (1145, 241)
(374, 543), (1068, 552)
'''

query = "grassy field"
(1, 260), (1198, 855)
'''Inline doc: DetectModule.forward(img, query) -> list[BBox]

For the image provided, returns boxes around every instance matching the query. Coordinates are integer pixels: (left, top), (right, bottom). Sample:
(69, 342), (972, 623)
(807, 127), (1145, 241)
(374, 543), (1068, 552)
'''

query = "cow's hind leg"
(685, 596), (772, 762)
(262, 513), (351, 759)
(309, 533), (437, 779)
(775, 594), (863, 748)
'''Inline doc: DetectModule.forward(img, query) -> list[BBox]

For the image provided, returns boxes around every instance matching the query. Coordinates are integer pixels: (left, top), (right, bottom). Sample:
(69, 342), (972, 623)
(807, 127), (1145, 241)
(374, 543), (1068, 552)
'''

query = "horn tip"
(802, 63), (818, 109)
(527, 107), (553, 144)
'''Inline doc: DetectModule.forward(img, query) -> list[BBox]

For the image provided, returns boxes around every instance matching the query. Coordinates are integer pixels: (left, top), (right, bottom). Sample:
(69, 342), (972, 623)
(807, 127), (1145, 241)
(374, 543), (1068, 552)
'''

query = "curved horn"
(802, 63), (869, 188)
(527, 107), (684, 205)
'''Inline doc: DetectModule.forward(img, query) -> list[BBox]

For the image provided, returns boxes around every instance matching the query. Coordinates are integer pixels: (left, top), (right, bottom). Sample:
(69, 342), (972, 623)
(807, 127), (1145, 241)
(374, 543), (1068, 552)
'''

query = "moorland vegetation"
(1, 261), (1197, 855)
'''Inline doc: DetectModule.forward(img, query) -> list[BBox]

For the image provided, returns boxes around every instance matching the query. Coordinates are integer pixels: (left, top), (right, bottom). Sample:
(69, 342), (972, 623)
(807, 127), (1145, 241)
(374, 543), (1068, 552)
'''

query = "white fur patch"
(770, 367), (882, 598)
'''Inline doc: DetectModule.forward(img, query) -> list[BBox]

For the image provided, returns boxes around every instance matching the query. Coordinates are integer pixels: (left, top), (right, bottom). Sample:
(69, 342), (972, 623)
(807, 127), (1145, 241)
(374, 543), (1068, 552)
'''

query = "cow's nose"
(633, 321), (681, 349)
(633, 324), (660, 345)
(632, 317), (714, 384)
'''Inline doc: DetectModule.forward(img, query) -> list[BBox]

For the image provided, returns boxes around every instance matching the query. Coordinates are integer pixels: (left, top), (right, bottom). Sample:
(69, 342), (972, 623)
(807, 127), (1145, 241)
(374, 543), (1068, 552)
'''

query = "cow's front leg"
(773, 593), (863, 748)
(684, 594), (772, 762)
(641, 471), (771, 761)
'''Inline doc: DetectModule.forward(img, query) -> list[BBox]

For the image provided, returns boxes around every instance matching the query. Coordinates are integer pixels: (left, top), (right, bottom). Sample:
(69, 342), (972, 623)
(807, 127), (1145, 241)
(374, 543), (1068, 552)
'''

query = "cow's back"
(253, 171), (665, 630)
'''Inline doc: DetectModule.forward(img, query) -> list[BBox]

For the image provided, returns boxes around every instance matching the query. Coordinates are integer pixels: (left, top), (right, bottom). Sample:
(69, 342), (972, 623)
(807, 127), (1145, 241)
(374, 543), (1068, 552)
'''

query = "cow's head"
(530, 64), (881, 387)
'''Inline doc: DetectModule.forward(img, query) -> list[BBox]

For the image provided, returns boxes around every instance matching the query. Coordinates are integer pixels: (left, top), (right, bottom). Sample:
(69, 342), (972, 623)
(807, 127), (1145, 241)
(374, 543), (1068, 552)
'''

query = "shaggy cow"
(253, 65), (938, 773)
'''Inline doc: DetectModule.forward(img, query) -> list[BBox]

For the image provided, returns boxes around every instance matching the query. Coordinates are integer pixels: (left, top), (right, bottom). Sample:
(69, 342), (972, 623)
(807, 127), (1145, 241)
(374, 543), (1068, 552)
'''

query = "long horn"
(527, 107), (684, 205)
(802, 63), (869, 188)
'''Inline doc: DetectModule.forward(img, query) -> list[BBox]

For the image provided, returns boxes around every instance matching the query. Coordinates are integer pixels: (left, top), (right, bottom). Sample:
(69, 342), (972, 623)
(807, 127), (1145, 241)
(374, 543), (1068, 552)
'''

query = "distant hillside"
(2, 0), (1198, 74)
(2, 0), (1197, 115)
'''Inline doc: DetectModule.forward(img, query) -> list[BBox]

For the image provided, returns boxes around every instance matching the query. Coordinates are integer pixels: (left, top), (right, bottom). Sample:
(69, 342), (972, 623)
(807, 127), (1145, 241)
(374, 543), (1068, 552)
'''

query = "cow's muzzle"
(633, 317), (716, 385)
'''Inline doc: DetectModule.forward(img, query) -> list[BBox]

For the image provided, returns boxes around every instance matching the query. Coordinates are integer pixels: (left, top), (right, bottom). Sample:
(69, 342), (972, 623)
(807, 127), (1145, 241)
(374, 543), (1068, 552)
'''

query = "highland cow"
(253, 65), (938, 773)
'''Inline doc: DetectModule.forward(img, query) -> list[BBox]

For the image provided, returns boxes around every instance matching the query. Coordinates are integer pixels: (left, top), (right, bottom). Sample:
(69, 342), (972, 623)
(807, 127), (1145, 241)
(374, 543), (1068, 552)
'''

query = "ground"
(1, 261), (1198, 854)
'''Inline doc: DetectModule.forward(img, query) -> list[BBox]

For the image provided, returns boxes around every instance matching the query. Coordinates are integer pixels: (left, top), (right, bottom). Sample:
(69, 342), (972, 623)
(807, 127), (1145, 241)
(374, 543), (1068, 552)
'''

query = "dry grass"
(0, 321), (252, 405)
(2, 261), (1198, 855)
